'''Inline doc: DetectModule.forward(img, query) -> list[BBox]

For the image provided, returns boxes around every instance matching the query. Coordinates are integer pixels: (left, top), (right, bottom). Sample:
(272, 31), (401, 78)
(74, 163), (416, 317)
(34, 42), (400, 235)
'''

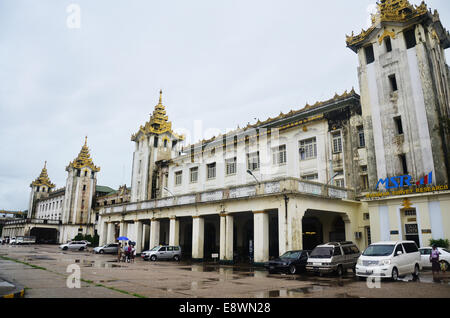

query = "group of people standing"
(117, 242), (136, 263)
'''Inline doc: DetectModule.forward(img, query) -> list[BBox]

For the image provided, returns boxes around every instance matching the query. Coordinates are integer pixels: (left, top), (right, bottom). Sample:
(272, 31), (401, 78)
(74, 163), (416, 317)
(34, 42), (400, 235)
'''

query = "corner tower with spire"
(60, 137), (100, 241)
(28, 161), (56, 218)
(130, 90), (184, 202)
(346, 0), (450, 190)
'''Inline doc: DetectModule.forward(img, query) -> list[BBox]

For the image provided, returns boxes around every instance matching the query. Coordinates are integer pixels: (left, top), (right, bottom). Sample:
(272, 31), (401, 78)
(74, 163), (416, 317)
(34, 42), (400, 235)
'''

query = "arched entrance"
(329, 216), (346, 242)
(302, 217), (323, 250)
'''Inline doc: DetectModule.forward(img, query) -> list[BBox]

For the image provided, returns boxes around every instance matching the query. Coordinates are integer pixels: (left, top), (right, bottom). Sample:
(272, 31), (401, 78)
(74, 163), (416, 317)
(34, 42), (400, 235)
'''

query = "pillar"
(149, 219), (160, 249)
(342, 214), (352, 243)
(225, 214), (234, 261)
(169, 217), (180, 246)
(134, 220), (143, 253)
(106, 222), (115, 243)
(99, 221), (108, 246)
(219, 213), (226, 260)
(253, 210), (269, 263)
(119, 221), (127, 238)
(192, 216), (204, 260)
(278, 206), (287, 256)
(289, 203), (305, 251)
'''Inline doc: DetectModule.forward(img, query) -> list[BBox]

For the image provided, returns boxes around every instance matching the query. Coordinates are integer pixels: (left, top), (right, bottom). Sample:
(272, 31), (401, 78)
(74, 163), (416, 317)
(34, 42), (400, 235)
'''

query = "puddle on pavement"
(254, 284), (330, 298)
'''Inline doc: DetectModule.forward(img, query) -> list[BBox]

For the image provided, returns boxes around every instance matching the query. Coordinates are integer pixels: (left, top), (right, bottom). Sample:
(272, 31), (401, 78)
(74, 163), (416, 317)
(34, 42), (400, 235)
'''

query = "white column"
(219, 214), (227, 260)
(149, 219), (160, 249)
(278, 206), (287, 257)
(119, 221), (127, 238)
(225, 214), (234, 261)
(169, 217), (179, 246)
(253, 211), (269, 263)
(135, 220), (143, 253)
(106, 222), (115, 243)
(192, 216), (204, 260)
(99, 221), (108, 246)
(290, 206), (305, 251)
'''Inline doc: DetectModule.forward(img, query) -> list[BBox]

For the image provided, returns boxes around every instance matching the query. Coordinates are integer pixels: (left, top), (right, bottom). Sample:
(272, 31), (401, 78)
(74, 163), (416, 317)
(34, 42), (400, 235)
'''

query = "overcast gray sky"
(1, 0), (449, 211)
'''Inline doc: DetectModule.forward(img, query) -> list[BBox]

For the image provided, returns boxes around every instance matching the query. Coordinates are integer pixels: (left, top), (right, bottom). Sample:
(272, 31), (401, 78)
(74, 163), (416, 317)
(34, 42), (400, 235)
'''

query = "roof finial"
(159, 89), (163, 105)
(44, 161), (47, 169)
(84, 136), (88, 146)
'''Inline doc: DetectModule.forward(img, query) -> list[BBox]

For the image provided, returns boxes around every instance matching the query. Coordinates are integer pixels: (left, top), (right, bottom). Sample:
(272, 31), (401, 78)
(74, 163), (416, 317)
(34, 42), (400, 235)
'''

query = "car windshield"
(280, 251), (300, 259)
(150, 246), (160, 251)
(363, 245), (395, 256)
(309, 247), (333, 258)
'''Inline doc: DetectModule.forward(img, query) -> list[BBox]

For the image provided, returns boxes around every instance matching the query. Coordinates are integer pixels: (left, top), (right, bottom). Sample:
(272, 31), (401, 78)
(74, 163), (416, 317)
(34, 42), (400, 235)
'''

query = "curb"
(2, 288), (25, 298)
(0, 278), (25, 299)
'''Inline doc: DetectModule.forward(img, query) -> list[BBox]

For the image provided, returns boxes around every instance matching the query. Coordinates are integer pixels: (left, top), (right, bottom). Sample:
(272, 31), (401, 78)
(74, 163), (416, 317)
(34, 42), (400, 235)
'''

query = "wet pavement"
(1, 244), (449, 298)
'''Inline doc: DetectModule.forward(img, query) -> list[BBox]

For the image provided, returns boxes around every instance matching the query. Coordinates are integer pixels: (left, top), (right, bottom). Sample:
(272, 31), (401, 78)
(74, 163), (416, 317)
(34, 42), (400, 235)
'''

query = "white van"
(356, 241), (421, 281)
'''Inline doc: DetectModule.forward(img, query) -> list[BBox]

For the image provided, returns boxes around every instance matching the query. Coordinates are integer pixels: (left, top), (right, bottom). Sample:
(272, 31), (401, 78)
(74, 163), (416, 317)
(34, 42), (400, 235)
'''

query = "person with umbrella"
(117, 236), (129, 262)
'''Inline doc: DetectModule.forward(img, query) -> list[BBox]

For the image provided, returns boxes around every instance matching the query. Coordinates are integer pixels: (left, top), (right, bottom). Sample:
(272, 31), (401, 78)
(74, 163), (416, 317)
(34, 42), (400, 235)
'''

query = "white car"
(355, 241), (421, 281)
(9, 237), (16, 245)
(59, 241), (88, 251)
(419, 247), (450, 271)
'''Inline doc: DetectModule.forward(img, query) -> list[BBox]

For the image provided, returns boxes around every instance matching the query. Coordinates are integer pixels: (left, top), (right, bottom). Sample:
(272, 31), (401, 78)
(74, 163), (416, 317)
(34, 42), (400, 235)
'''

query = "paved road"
(0, 244), (449, 298)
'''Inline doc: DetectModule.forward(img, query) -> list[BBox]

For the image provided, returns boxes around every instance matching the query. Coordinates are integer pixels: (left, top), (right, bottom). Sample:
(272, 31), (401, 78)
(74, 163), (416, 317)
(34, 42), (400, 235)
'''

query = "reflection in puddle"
(254, 284), (330, 298)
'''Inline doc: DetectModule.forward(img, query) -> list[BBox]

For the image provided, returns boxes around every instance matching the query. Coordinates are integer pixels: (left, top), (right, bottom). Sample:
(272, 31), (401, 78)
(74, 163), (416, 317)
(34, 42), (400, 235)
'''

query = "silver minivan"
(306, 241), (361, 276)
(142, 245), (182, 261)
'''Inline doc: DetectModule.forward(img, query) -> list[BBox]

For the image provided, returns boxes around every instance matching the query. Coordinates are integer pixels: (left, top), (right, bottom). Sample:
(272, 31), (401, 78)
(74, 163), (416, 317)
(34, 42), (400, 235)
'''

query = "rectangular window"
(163, 139), (168, 148)
(189, 167), (198, 183)
(207, 163), (216, 180)
(385, 37), (392, 52)
(154, 136), (159, 148)
(299, 138), (317, 160)
(404, 209), (416, 216)
(394, 116), (404, 135)
(364, 45), (375, 64)
(302, 174), (318, 181)
(404, 29), (417, 49)
(361, 175), (369, 190)
(272, 145), (287, 165)
(335, 179), (345, 188)
(357, 126), (365, 148)
(389, 74), (398, 92)
(82, 185), (86, 191)
(175, 171), (182, 186)
(399, 154), (408, 174)
(332, 132), (342, 154)
(247, 152), (260, 171)
(226, 157), (237, 175)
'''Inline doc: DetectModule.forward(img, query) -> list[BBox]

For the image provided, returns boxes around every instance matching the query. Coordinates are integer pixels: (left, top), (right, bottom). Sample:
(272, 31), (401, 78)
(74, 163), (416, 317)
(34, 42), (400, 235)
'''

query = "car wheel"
(63, 246), (68, 251)
(79, 247), (84, 251)
(336, 265), (344, 276)
(440, 261), (449, 272)
(391, 267), (399, 281)
(173, 255), (180, 262)
(412, 264), (420, 278)
(289, 264), (297, 275)
(99, 250), (104, 254)
(150, 255), (157, 261)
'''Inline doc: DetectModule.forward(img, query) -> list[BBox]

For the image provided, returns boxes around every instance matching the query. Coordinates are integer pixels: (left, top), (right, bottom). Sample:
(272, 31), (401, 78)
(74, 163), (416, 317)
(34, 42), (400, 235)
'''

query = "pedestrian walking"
(123, 242), (129, 263)
(131, 245), (136, 263)
(117, 242), (122, 262)
(430, 245), (441, 282)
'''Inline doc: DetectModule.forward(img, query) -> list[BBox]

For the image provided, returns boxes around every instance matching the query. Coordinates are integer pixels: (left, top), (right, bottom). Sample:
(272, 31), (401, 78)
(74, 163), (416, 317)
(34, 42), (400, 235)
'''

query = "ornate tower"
(28, 161), (55, 218)
(130, 90), (184, 202)
(346, 0), (450, 189)
(61, 137), (100, 232)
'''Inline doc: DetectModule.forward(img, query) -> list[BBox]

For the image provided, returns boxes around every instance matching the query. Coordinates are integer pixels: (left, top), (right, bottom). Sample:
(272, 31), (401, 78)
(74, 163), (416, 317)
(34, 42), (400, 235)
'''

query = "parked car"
(59, 241), (88, 251)
(419, 247), (450, 272)
(9, 237), (16, 245)
(264, 250), (310, 274)
(306, 241), (360, 276)
(16, 236), (36, 245)
(355, 241), (421, 281)
(141, 245), (182, 261)
(94, 243), (119, 254)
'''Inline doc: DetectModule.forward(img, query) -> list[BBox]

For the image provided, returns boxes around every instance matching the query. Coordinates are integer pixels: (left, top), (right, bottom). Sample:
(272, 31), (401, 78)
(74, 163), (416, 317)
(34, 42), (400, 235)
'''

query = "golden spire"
(159, 89), (163, 105)
(31, 161), (55, 188)
(67, 137), (100, 172)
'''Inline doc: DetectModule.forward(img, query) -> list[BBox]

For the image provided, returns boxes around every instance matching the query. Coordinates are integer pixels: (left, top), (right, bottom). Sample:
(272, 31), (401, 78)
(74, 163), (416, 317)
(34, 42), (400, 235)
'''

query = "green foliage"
(429, 239), (449, 249)
(72, 233), (100, 247)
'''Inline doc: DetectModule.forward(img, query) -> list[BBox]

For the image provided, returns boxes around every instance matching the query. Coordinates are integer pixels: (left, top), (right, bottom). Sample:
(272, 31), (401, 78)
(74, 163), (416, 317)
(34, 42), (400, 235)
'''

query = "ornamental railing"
(100, 177), (355, 215)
